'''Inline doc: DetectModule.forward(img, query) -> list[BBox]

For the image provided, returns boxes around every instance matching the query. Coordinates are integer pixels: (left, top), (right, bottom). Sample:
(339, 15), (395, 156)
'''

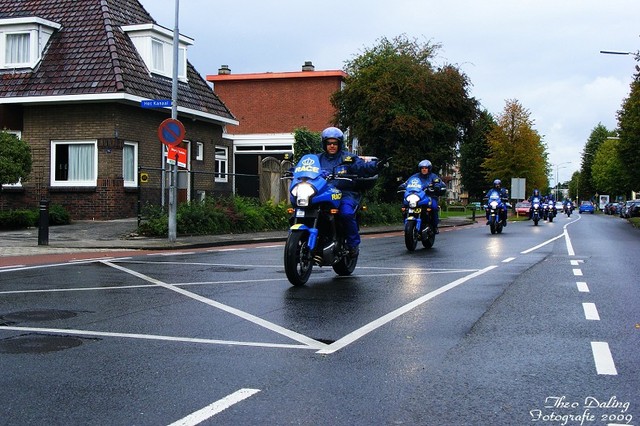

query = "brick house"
(206, 62), (346, 197)
(0, 0), (237, 220)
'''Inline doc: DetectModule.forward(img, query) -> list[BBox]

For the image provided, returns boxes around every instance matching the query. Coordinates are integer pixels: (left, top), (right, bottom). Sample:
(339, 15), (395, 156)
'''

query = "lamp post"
(554, 161), (571, 201)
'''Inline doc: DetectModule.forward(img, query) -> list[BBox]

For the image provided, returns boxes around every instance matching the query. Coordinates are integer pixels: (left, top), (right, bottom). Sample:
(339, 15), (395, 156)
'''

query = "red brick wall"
(1, 103), (230, 220)
(213, 76), (342, 133)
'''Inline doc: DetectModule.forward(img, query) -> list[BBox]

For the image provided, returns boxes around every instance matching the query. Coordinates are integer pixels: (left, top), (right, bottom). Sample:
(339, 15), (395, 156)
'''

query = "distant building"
(207, 62), (346, 197)
(0, 0), (237, 219)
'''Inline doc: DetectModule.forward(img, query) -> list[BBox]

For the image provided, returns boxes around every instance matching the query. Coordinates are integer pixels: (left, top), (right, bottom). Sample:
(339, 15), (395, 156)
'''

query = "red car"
(515, 201), (531, 216)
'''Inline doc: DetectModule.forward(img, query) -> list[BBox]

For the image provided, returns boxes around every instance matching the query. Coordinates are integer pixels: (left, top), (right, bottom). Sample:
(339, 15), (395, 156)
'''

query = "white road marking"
(576, 282), (590, 293)
(520, 233), (565, 254)
(0, 326), (313, 350)
(591, 342), (618, 375)
(583, 302), (600, 320)
(102, 261), (326, 350)
(573, 268), (583, 276)
(167, 388), (260, 426)
(317, 265), (498, 354)
(564, 228), (575, 256)
(570, 260), (583, 266)
(502, 257), (516, 263)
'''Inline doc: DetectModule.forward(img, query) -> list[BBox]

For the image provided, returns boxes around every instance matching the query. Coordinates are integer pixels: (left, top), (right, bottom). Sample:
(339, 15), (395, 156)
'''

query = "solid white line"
(0, 326), (314, 350)
(591, 342), (618, 375)
(167, 388), (260, 426)
(502, 257), (516, 263)
(520, 233), (565, 254)
(564, 228), (575, 256)
(583, 303), (600, 320)
(69, 257), (116, 263)
(576, 282), (590, 293)
(317, 265), (498, 354)
(102, 261), (326, 350)
(573, 268), (583, 276)
(0, 264), (26, 269)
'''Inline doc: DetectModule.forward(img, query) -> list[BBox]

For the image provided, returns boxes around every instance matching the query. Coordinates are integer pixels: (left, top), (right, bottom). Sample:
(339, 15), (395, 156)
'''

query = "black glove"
(376, 157), (390, 171)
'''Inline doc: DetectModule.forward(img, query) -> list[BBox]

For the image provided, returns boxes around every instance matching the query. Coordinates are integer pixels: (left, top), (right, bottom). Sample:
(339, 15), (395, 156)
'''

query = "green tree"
(591, 137), (626, 197)
(482, 100), (548, 197)
(332, 34), (479, 200)
(580, 123), (616, 199)
(617, 78), (640, 192)
(0, 131), (32, 186)
(292, 127), (321, 163)
(460, 109), (495, 201)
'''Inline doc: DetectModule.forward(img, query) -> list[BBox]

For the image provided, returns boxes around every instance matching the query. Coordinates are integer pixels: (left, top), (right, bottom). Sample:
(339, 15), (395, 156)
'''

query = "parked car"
(579, 201), (595, 214)
(630, 200), (640, 217)
(620, 200), (640, 218)
(515, 201), (531, 216)
(603, 202), (619, 215)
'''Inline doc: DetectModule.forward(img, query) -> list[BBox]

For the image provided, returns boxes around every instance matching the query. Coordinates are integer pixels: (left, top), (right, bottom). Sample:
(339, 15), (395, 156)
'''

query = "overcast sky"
(139, 0), (639, 185)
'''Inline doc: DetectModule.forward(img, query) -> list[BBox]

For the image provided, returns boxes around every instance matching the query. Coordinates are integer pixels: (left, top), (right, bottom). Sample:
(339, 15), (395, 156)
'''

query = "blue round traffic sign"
(157, 118), (185, 146)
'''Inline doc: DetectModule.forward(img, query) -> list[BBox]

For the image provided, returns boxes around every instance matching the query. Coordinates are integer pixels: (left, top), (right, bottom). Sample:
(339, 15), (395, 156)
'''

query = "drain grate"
(0, 334), (88, 354)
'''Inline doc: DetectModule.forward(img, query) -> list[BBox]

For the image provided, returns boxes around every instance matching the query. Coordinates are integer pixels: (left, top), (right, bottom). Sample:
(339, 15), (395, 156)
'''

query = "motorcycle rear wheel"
(333, 249), (358, 276)
(284, 231), (313, 286)
(404, 220), (419, 251)
(421, 227), (435, 248)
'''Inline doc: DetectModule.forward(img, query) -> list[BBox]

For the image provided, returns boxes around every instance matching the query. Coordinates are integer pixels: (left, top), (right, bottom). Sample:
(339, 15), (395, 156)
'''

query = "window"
(215, 146), (228, 183)
(123, 24), (192, 81)
(51, 141), (97, 187)
(196, 142), (204, 161)
(0, 17), (60, 69)
(123, 142), (138, 187)
(5, 32), (30, 65)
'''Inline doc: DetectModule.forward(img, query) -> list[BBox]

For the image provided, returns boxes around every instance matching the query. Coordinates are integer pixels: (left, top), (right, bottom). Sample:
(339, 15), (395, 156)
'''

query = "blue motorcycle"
(485, 189), (508, 234)
(400, 178), (439, 251)
(282, 154), (375, 286)
(530, 196), (543, 226)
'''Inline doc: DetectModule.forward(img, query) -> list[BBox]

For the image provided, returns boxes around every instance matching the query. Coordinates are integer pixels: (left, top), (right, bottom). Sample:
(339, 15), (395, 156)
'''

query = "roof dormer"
(122, 23), (193, 82)
(0, 16), (61, 70)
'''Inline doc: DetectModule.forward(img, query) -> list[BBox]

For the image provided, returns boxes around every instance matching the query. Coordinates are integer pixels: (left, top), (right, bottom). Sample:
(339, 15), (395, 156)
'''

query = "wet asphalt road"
(0, 214), (638, 425)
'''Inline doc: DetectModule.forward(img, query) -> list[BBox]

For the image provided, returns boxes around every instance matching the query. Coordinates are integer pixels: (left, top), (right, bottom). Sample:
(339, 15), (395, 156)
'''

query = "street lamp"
(554, 161), (571, 201)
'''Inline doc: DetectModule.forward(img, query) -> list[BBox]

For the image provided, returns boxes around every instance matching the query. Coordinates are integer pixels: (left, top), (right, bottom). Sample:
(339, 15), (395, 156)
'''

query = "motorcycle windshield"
(404, 177), (424, 195)
(292, 154), (322, 179)
(488, 190), (501, 202)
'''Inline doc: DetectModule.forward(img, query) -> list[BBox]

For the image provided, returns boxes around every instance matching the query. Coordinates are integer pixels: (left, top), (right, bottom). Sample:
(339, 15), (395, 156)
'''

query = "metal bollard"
(38, 199), (49, 246)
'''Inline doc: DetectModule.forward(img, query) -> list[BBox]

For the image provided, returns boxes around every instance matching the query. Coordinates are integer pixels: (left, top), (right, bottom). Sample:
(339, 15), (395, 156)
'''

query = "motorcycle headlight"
(490, 201), (499, 209)
(534, 203), (539, 209)
(406, 194), (421, 208)
(292, 182), (316, 207)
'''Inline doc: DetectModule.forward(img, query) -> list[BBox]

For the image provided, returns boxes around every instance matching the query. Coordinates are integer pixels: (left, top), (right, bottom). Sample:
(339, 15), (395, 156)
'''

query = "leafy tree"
(591, 137), (626, 197)
(0, 131), (32, 186)
(482, 100), (548, 198)
(332, 34), (479, 200)
(580, 123), (616, 199)
(292, 127), (321, 163)
(568, 170), (580, 202)
(460, 109), (495, 201)
(617, 78), (640, 193)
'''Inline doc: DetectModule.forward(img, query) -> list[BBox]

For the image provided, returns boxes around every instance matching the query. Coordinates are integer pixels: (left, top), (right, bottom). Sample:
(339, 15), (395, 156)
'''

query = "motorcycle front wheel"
(284, 231), (313, 286)
(404, 220), (419, 251)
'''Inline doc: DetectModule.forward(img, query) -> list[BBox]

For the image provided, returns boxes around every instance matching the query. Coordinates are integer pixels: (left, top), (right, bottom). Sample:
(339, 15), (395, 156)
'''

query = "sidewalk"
(0, 216), (476, 257)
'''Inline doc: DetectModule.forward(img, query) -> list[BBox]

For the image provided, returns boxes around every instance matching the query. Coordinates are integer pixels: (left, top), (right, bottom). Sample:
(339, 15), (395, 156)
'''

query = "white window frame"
(123, 24), (192, 81)
(50, 140), (98, 187)
(215, 146), (228, 183)
(0, 17), (60, 69)
(123, 141), (138, 187)
(196, 142), (204, 161)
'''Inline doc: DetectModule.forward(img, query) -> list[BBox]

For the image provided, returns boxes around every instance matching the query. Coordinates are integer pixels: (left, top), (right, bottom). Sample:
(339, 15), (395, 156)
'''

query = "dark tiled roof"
(0, 0), (235, 122)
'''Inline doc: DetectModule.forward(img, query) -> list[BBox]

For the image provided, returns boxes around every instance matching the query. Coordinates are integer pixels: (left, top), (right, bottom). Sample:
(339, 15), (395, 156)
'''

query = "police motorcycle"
(282, 154), (377, 286)
(399, 178), (442, 251)
(564, 201), (573, 217)
(485, 189), (509, 234)
(544, 199), (557, 223)
(530, 195), (543, 226)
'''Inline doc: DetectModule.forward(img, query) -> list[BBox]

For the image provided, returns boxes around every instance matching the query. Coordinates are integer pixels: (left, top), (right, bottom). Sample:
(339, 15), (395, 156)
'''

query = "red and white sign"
(167, 145), (187, 168)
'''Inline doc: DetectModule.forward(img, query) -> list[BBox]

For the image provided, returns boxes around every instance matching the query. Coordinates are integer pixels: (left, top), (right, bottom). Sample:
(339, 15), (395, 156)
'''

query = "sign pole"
(168, 0), (180, 243)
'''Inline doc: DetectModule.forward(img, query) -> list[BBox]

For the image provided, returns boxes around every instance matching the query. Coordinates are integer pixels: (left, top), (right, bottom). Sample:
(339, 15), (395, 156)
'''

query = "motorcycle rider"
(317, 127), (383, 257)
(528, 188), (542, 220)
(484, 179), (509, 226)
(398, 160), (446, 233)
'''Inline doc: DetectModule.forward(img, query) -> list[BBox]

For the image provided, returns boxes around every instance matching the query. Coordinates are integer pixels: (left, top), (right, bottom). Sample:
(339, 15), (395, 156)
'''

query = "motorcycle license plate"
(295, 209), (305, 218)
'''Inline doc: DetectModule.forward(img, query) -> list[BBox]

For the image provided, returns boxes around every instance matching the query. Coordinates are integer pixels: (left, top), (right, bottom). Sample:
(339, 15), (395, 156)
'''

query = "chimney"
(218, 65), (231, 75)
(301, 61), (315, 71)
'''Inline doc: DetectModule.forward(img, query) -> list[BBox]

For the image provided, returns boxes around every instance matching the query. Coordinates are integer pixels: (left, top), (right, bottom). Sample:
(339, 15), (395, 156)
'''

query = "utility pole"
(168, 0), (180, 243)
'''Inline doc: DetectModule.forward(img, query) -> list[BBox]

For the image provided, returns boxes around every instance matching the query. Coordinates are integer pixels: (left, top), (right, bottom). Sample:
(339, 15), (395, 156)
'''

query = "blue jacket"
(318, 150), (378, 197)
(400, 172), (446, 196)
